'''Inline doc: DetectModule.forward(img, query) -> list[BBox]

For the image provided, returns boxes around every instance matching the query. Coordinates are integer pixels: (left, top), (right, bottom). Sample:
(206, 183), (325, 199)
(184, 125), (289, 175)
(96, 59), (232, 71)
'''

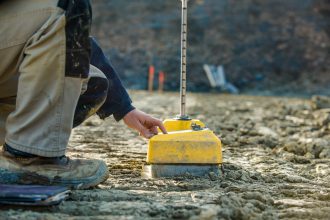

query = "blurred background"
(91, 0), (329, 97)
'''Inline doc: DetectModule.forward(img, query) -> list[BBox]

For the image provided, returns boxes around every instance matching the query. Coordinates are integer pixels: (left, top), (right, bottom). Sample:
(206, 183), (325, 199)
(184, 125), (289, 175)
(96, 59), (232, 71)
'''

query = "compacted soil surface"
(0, 91), (329, 220)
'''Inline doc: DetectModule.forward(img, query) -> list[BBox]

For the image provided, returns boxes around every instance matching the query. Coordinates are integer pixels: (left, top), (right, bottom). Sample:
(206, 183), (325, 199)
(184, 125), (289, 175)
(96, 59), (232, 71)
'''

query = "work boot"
(0, 148), (109, 189)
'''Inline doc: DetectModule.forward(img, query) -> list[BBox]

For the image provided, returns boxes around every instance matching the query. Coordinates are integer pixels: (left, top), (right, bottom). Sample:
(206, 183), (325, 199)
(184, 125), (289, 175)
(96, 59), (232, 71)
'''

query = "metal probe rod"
(179, 0), (188, 119)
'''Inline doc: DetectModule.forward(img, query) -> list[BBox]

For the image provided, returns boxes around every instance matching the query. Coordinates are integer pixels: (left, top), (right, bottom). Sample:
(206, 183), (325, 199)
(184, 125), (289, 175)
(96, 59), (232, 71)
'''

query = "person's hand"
(123, 109), (167, 139)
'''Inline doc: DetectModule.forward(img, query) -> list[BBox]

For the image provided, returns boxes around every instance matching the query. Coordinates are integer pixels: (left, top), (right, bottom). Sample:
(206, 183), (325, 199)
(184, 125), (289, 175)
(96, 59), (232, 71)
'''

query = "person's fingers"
(149, 118), (167, 134)
(136, 122), (154, 139)
(150, 126), (159, 135)
(141, 129), (154, 139)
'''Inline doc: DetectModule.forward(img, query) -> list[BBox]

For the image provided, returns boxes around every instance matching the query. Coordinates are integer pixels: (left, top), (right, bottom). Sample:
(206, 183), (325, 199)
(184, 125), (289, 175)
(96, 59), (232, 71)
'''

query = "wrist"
(114, 105), (135, 122)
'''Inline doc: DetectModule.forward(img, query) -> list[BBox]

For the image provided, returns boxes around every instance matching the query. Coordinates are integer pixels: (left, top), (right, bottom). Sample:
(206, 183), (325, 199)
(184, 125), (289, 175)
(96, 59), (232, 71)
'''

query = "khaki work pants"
(0, 0), (101, 157)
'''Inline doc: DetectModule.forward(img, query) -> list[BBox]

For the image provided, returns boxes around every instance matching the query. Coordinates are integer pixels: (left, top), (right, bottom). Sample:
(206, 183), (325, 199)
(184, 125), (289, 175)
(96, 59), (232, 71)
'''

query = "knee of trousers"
(73, 77), (109, 128)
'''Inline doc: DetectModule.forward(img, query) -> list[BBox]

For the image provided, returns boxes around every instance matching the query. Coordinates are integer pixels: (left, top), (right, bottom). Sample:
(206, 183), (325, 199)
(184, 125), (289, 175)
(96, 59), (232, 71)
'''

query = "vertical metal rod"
(180, 0), (188, 118)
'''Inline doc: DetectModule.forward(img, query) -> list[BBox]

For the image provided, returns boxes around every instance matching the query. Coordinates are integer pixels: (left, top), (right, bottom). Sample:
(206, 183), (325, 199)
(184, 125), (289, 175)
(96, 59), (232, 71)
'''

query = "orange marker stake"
(148, 65), (155, 92)
(158, 71), (165, 93)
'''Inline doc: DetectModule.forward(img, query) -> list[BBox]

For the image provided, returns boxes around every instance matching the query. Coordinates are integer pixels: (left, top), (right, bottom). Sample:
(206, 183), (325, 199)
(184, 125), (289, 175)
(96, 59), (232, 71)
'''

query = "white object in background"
(203, 64), (239, 94)
(226, 83), (239, 94)
(215, 65), (226, 87)
(203, 64), (217, 88)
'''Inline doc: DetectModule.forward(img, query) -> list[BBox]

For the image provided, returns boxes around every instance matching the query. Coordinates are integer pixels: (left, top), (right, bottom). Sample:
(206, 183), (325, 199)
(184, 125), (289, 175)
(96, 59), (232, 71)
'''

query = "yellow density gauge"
(141, 0), (223, 178)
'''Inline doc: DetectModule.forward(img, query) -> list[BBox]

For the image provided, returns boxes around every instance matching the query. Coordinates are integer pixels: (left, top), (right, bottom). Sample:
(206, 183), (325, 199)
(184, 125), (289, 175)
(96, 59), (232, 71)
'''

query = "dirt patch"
(0, 91), (329, 219)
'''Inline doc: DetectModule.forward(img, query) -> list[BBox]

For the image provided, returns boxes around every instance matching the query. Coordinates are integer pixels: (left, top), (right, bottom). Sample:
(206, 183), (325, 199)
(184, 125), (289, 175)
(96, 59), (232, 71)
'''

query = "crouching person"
(0, 0), (166, 189)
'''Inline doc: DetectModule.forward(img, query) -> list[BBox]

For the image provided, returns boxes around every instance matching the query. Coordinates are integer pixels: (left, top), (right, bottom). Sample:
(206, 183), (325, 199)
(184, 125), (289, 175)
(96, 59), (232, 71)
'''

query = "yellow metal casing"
(147, 129), (222, 164)
(162, 119), (205, 132)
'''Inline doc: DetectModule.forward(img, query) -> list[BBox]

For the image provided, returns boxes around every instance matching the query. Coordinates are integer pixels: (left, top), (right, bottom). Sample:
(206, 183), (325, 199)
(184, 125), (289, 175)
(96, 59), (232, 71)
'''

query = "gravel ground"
(0, 91), (329, 220)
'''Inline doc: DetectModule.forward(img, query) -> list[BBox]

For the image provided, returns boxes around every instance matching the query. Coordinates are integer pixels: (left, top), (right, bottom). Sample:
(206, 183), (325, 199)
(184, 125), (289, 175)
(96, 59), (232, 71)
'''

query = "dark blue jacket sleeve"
(90, 37), (135, 121)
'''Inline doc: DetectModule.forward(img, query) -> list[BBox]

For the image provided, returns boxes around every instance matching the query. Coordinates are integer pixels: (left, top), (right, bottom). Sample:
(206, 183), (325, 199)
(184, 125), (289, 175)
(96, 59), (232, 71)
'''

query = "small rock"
(311, 95), (330, 110)
(208, 172), (218, 181)
(263, 137), (279, 148)
(313, 109), (330, 126)
(316, 164), (330, 176)
(285, 115), (305, 125)
(319, 148), (330, 159)
(226, 171), (241, 180)
(283, 142), (305, 155)
(291, 155), (310, 164)
(242, 192), (273, 204)
(305, 140), (327, 158)
(257, 126), (279, 138)
(190, 205), (219, 220)
(304, 152), (315, 159)
(240, 171), (252, 182)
